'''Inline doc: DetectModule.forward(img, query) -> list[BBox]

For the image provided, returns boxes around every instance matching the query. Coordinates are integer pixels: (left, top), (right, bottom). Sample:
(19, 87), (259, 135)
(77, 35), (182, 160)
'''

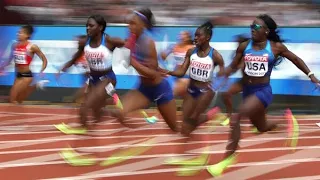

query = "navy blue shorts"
(138, 78), (174, 105)
(242, 83), (272, 108)
(187, 84), (213, 98)
(88, 70), (116, 86)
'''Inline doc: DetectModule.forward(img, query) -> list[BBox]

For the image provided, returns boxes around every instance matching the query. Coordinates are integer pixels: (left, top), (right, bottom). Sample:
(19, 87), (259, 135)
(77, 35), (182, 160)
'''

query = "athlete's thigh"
(120, 90), (151, 114)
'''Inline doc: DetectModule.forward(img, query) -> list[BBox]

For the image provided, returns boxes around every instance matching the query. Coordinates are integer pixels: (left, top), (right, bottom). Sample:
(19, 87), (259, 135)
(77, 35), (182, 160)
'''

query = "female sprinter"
(0, 25), (48, 104)
(113, 8), (179, 132)
(221, 34), (249, 125)
(160, 21), (225, 136)
(60, 15), (126, 130)
(141, 31), (194, 122)
(207, 14), (320, 177)
(160, 31), (194, 97)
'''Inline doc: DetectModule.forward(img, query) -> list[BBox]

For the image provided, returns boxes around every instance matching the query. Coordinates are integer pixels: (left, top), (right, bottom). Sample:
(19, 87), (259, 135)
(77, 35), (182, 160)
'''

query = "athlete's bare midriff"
(242, 74), (270, 85)
(15, 66), (32, 73)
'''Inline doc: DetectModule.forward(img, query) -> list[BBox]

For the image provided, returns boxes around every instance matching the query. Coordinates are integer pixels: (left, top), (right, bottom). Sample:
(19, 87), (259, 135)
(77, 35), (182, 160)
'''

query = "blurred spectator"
(1, 0), (320, 26)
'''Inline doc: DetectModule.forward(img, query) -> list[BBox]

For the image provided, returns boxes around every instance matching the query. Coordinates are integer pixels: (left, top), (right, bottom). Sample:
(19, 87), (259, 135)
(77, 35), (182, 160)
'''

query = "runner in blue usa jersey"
(207, 14), (320, 177)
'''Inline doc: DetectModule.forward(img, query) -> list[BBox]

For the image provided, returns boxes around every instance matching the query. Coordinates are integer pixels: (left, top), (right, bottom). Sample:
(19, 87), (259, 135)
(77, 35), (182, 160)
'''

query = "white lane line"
(1, 127), (317, 144)
(2, 143), (320, 159)
(40, 158), (320, 180)
(273, 175), (320, 180)
(0, 122), (316, 135)
(40, 129), (320, 179)
(0, 115), (77, 126)
(205, 143), (320, 180)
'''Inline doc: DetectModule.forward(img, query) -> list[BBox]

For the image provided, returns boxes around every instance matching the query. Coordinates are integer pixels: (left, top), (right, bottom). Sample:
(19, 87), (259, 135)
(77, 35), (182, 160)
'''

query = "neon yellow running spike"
(141, 111), (158, 124)
(164, 145), (210, 166)
(59, 146), (97, 166)
(164, 152), (209, 166)
(176, 166), (203, 176)
(220, 118), (230, 126)
(54, 123), (69, 134)
(100, 138), (155, 166)
(209, 113), (227, 131)
(54, 123), (87, 135)
(112, 93), (123, 109)
(207, 153), (237, 177)
(251, 127), (259, 134)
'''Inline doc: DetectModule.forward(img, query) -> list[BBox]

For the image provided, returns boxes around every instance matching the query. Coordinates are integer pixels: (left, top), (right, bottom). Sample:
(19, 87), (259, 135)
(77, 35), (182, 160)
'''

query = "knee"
(237, 105), (251, 117)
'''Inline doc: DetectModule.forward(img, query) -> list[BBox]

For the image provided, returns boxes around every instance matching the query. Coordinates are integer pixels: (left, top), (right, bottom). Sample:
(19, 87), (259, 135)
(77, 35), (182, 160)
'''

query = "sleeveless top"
(84, 34), (113, 71)
(189, 47), (215, 82)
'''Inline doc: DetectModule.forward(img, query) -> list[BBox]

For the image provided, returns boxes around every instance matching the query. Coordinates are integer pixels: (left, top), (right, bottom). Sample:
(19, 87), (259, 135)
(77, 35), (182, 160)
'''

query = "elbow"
(176, 73), (184, 78)
(150, 72), (158, 80)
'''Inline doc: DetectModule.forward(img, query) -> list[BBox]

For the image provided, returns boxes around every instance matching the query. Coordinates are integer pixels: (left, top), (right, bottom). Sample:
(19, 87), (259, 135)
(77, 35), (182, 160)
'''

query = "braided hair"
(198, 21), (214, 40)
(257, 14), (284, 66)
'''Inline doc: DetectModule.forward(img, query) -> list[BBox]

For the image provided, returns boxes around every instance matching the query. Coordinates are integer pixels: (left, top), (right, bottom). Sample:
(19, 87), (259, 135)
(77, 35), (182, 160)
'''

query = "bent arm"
(31, 44), (48, 73)
(168, 48), (193, 77)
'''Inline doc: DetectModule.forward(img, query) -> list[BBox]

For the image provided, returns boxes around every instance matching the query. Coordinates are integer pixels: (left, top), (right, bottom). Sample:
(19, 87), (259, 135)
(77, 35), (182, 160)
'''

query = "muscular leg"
(190, 90), (215, 125)
(226, 94), (265, 157)
(109, 90), (150, 127)
(222, 81), (242, 118)
(79, 79), (115, 127)
(9, 78), (23, 104)
(180, 93), (197, 136)
(181, 89), (218, 136)
(16, 77), (35, 103)
(173, 78), (189, 98)
(250, 108), (277, 133)
(157, 99), (179, 132)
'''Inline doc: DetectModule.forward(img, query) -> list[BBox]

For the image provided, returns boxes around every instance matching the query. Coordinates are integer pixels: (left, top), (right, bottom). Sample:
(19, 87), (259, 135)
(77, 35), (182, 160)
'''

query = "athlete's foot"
(36, 80), (50, 90)
(220, 117), (230, 126)
(207, 153), (237, 177)
(180, 118), (199, 136)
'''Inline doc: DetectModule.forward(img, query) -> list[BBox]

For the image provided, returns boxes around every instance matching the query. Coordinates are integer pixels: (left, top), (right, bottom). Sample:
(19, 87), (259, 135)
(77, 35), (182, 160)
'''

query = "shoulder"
(271, 41), (286, 50)
(30, 43), (40, 50)
(212, 47), (222, 59)
(270, 41), (287, 56)
(237, 40), (250, 53)
(186, 47), (196, 57)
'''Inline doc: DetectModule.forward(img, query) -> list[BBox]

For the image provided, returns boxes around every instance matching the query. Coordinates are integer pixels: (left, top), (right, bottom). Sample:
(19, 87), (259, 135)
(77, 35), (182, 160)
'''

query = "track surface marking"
(0, 104), (319, 180)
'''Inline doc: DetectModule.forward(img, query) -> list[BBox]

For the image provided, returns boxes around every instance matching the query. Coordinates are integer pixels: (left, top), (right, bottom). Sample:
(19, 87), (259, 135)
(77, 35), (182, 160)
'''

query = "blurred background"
(1, 0), (320, 26)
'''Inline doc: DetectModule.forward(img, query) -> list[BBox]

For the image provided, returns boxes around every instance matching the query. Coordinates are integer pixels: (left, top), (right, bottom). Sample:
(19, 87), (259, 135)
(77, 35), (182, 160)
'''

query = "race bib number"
(88, 58), (105, 70)
(189, 60), (212, 82)
(13, 52), (27, 64)
(190, 67), (210, 81)
(105, 83), (115, 96)
(244, 54), (268, 77)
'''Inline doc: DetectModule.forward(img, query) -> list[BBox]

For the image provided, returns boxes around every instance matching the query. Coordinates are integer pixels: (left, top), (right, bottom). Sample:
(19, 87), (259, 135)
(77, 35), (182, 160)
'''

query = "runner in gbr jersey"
(0, 25), (48, 104)
(60, 15), (126, 129)
(160, 21), (224, 136)
(207, 14), (320, 177)
(160, 31), (194, 97)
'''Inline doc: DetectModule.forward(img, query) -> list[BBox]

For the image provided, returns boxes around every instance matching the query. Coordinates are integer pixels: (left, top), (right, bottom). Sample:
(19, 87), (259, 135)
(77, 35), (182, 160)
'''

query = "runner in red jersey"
(0, 25), (48, 104)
